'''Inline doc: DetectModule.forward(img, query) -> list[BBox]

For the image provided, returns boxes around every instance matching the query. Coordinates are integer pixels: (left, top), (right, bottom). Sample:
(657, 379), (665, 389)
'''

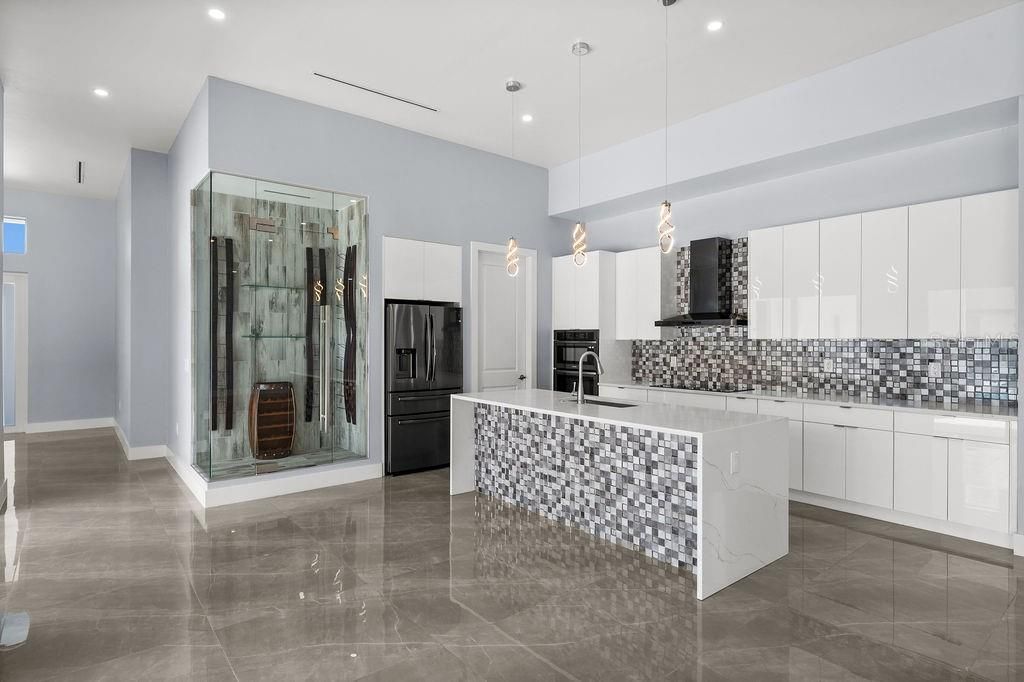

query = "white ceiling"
(1, 0), (1018, 199)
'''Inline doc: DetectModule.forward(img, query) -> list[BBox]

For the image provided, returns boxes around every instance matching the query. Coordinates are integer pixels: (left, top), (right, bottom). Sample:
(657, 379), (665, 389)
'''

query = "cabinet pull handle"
(838, 406), (853, 410)
(773, 400), (786, 404)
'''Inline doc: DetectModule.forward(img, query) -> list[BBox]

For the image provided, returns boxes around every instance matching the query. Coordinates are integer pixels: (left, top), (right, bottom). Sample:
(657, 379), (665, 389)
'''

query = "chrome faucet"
(577, 350), (605, 405)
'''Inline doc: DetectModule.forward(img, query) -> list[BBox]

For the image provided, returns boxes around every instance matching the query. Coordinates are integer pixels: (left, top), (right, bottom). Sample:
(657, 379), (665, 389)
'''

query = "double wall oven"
(552, 329), (600, 396)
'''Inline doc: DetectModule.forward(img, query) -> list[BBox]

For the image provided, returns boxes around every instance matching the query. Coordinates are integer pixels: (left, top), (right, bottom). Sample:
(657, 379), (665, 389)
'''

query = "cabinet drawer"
(599, 385), (648, 402)
(726, 396), (758, 413)
(803, 404), (893, 430)
(894, 412), (1009, 445)
(757, 399), (803, 420)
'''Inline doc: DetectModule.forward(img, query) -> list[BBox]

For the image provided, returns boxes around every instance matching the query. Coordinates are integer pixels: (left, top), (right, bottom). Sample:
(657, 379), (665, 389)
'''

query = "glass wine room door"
(194, 172), (367, 481)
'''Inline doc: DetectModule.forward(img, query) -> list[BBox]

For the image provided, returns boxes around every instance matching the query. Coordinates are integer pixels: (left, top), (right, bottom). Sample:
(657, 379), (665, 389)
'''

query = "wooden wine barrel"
(248, 382), (296, 460)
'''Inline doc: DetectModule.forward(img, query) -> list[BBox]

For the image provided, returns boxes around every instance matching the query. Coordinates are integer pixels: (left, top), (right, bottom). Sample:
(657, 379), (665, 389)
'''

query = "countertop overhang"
(453, 388), (784, 438)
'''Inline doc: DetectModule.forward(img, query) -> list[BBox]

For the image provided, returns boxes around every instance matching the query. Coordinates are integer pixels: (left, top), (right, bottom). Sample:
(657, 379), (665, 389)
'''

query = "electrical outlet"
(730, 451), (740, 474)
(823, 358), (835, 373)
(928, 361), (942, 379)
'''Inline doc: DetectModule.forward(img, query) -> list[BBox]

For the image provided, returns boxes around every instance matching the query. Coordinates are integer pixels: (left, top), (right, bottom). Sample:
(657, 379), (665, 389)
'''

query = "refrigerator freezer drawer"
(387, 411), (451, 474)
(387, 389), (461, 417)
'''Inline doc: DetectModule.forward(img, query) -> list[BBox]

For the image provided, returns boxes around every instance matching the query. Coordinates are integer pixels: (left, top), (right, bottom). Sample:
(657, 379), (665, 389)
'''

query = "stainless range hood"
(656, 237), (747, 327)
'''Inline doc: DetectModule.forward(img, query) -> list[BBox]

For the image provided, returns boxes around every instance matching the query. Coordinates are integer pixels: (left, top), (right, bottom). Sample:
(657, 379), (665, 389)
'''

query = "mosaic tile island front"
(449, 389), (790, 599)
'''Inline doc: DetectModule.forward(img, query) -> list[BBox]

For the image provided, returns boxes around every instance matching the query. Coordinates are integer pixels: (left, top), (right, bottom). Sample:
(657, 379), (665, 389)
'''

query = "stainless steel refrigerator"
(385, 302), (463, 474)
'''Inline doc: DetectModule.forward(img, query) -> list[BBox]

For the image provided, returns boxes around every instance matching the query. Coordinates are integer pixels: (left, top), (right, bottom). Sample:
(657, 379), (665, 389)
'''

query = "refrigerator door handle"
(428, 313), (437, 382)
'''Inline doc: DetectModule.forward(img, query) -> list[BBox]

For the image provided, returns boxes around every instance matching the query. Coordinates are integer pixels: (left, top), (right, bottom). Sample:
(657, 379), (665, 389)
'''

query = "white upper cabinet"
(551, 251), (616, 332)
(384, 236), (461, 303)
(819, 215), (861, 338)
(423, 241), (462, 303)
(551, 256), (575, 330)
(908, 199), (961, 339)
(748, 226), (784, 339)
(861, 207), (908, 338)
(615, 247), (663, 340)
(961, 189), (1018, 338)
(782, 221), (820, 339)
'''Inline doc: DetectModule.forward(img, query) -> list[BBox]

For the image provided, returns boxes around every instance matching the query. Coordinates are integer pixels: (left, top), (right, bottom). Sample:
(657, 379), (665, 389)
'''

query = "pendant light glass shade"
(572, 222), (588, 267)
(658, 201), (674, 254)
(505, 237), (520, 277)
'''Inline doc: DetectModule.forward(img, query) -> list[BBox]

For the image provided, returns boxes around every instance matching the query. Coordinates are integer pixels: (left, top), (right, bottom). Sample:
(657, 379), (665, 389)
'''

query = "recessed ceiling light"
(521, 114), (533, 123)
(92, 88), (109, 98)
(706, 19), (724, 32)
(349, 199), (357, 203)
(208, 8), (226, 20)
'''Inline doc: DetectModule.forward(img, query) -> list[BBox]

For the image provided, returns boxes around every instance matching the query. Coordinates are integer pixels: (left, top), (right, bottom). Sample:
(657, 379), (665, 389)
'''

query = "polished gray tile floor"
(1, 428), (1024, 680)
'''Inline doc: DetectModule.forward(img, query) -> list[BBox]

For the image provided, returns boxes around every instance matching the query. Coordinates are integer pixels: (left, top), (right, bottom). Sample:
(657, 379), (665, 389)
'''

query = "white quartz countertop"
(453, 388), (783, 438)
(601, 381), (1017, 421)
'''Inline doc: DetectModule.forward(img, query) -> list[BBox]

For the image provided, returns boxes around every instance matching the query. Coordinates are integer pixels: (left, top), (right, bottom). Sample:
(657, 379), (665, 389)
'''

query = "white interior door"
(2, 272), (29, 432)
(471, 243), (536, 392)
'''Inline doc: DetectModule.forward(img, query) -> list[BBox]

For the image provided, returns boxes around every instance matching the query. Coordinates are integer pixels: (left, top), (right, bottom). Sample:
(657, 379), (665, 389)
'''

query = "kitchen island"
(449, 388), (789, 599)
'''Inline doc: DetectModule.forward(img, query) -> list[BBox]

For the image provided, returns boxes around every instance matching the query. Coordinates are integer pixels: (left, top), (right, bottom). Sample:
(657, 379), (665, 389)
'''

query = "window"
(3, 217), (27, 255)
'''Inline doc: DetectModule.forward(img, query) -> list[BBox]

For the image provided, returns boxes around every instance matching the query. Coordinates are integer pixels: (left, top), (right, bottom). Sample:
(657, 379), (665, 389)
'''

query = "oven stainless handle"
(396, 415), (449, 426)
(396, 395), (445, 402)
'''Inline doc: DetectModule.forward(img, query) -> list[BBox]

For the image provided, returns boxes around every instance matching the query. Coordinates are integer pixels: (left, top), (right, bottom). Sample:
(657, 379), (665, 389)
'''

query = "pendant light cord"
(577, 44), (583, 215)
(664, 2), (669, 202)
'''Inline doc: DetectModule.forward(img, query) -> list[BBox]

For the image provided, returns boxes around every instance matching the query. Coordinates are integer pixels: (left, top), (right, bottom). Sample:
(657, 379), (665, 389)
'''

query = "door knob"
(518, 374), (527, 381)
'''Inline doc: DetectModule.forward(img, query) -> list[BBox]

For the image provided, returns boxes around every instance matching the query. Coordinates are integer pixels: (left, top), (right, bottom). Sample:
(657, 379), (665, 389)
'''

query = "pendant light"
(572, 40), (590, 267)
(505, 80), (523, 277)
(657, 0), (675, 254)
(506, 237), (520, 277)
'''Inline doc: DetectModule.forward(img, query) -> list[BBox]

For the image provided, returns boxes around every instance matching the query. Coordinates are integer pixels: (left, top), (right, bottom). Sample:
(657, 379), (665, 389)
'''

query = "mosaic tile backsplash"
(638, 238), (1017, 403)
(474, 404), (700, 571)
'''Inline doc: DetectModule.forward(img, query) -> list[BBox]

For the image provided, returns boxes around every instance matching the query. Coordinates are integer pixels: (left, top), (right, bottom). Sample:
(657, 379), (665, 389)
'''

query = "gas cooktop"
(650, 383), (750, 393)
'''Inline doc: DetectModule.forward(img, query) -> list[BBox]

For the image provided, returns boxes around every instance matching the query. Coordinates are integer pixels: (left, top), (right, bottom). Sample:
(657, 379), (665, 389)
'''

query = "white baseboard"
(162, 446), (209, 506)
(1013, 534), (1024, 557)
(113, 423), (168, 460)
(791, 490), (1012, 550)
(26, 417), (116, 434)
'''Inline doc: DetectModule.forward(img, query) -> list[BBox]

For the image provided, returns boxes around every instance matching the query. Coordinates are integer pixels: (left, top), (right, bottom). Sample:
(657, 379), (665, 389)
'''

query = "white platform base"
(114, 424), (166, 460)
(791, 490), (1013, 550)
(163, 447), (383, 508)
(25, 417), (116, 434)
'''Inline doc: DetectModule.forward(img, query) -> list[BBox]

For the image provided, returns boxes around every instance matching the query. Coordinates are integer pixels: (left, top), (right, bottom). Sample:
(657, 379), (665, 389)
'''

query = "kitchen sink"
(561, 397), (637, 409)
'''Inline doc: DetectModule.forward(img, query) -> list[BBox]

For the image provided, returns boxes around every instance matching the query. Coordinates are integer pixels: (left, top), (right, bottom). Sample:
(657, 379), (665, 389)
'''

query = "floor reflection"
(0, 427), (1022, 679)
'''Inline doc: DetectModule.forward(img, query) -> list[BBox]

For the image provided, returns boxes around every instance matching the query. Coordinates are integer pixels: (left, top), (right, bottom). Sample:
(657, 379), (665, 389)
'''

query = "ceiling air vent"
(313, 72), (438, 112)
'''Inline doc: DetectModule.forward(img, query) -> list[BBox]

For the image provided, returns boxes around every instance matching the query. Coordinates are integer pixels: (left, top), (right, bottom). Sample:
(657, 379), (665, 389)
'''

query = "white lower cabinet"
(757, 399), (804, 490)
(598, 385), (648, 402)
(893, 433), (947, 520)
(726, 396), (758, 413)
(648, 390), (728, 411)
(844, 427), (893, 508)
(948, 439), (1010, 533)
(803, 423), (845, 499)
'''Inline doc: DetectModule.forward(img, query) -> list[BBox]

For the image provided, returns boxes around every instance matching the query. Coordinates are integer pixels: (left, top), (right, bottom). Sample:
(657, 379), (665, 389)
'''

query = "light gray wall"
(115, 155), (132, 437)
(1018, 96), (1024, 535)
(167, 81), (210, 466)
(577, 125), (1019, 253)
(127, 149), (171, 446)
(3, 188), (116, 424)
(195, 77), (560, 469)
